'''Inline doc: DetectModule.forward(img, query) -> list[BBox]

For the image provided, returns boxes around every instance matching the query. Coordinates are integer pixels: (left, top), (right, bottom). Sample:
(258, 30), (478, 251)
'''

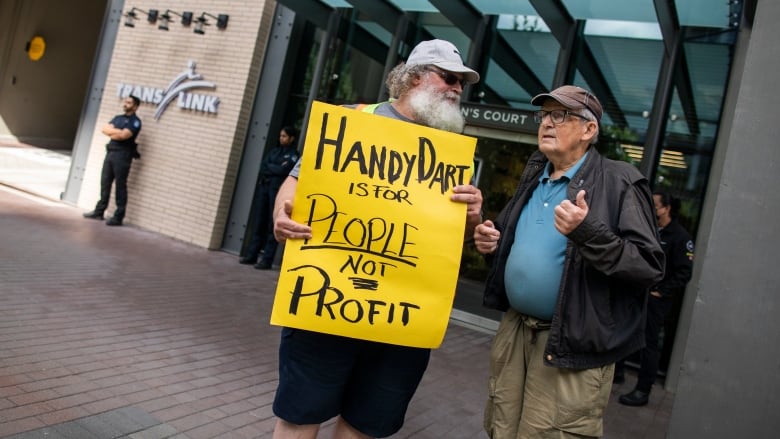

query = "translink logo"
(116, 60), (220, 121)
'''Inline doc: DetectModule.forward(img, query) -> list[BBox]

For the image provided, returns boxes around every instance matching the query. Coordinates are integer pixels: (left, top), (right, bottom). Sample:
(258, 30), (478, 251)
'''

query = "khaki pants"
(484, 309), (614, 439)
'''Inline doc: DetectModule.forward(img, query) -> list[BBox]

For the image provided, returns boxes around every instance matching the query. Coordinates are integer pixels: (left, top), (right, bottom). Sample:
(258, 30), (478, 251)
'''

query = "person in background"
(617, 191), (694, 406)
(239, 126), (300, 269)
(270, 39), (483, 439)
(83, 95), (142, 226)
(474, 85), (665, 438)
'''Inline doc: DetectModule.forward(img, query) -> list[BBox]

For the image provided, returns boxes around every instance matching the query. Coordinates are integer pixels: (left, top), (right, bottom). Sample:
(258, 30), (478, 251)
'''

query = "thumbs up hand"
(554, 189), (588, 235)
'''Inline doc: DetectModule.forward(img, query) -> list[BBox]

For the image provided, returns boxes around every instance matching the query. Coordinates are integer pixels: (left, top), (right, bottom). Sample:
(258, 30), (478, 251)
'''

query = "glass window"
(684, 40), (732, 149)
(562, 0), (657, 22)
(471, 0), (537, 16)
(276, 0), (740, 325)
(675, 0), (732, 27)
(584, 34), (664, 134)
(387, 0), (437, 13)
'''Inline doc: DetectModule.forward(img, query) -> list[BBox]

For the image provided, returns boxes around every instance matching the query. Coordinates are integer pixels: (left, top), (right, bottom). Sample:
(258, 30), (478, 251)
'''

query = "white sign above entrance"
(116, 60), (220, 120)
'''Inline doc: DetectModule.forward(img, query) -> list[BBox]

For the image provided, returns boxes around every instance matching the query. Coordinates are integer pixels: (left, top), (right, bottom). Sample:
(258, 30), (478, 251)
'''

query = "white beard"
(408, 84), (465, 133)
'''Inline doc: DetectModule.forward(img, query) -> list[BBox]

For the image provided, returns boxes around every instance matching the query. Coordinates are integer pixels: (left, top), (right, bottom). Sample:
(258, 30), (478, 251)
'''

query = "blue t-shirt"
(504, 152), (588, 320)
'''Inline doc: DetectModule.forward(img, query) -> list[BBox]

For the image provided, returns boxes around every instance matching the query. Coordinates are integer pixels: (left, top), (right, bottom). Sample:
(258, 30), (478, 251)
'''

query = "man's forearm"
(274, 176), (298, 220)
(101, 123), (117, 137)
(102, 124), (133, 141)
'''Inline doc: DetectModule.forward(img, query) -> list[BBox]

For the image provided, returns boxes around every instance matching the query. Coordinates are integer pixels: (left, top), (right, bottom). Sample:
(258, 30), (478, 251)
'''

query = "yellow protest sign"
(270, 101), (477, 348)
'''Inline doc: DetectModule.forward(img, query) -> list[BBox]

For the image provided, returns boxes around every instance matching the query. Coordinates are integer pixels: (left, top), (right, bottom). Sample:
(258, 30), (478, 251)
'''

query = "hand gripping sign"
(270, 101), (477, 348)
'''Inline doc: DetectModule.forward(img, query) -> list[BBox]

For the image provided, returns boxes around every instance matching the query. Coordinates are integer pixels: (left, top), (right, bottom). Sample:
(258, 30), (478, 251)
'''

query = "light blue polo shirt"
(504, 152), (588, 320)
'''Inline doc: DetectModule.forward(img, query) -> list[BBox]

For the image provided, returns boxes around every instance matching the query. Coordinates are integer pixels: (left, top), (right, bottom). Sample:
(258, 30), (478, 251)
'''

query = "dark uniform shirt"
(655, 218), (694, 298)
(260, 145), (300, 187)
(107, 114), (142, 151)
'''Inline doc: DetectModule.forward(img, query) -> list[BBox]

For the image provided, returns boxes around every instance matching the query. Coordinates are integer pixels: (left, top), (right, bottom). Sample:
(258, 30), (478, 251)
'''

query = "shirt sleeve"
(656, 227), (694, 297)
(289, 157), (301, 178)
(128, 117), (142, 136)
(567, 180), (665, 289)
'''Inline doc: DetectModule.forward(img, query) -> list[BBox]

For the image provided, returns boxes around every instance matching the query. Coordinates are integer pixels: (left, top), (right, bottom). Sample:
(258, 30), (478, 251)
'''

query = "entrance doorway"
(0, 0), (108, 200)
(0, 0), (107, 152)
(455, 131), (539, 323)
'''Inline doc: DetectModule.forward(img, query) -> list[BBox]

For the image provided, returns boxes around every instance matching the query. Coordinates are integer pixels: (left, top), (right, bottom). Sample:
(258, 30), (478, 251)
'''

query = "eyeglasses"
(426, 67), (466, 87)
(533, 109), (589, 124)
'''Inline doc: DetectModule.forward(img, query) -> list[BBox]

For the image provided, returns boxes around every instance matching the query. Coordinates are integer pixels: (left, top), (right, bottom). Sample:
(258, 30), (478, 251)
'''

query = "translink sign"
(116, 60), (220, 121)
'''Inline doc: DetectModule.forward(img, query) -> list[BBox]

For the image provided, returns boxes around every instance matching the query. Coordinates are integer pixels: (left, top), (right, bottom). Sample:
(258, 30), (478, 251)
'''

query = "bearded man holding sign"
(270, 40), (483, 439)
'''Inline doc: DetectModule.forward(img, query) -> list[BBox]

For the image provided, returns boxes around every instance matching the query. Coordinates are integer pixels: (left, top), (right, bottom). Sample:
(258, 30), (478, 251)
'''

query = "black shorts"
(272, 327), (431, 437)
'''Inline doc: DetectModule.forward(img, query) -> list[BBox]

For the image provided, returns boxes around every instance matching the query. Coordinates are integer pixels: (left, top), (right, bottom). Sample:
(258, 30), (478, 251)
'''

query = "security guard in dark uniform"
(239, 126), (300, 269)
(83, 95), (143, 226)
(618, 191), (694, 406)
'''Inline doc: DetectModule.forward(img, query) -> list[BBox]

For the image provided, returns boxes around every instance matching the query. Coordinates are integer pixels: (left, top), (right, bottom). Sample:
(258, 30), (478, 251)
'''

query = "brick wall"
(78, 0), (276, 248)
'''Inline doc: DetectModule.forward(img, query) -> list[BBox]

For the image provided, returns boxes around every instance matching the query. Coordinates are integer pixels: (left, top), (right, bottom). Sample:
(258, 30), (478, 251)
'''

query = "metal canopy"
(276, 0), (737, 150)
(654, 0), (699, 136)
(277, 0), (333, 29)
(530, 0), (627, 126)
(430, 0), (546, 103)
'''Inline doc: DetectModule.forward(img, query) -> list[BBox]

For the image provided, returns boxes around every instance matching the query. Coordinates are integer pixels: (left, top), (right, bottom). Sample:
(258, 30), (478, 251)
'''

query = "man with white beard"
(269, 39), (483, 439)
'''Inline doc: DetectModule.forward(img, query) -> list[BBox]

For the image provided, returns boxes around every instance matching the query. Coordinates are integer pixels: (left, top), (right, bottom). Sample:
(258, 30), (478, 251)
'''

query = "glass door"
(455, 134), (539, 321)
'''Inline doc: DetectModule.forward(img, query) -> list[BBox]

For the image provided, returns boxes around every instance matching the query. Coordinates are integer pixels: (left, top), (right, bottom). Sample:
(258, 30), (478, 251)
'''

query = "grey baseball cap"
(406, 39), (480, 84)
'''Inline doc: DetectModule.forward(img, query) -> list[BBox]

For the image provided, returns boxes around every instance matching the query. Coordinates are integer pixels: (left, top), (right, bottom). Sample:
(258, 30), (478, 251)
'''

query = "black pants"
(244, 182), (280, 264)
(617, 295), (672, 392)
(94, 150), (133, 220)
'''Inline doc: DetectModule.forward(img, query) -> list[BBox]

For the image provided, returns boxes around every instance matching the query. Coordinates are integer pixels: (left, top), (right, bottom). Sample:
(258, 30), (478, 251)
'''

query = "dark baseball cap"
(531, 85), (603, 122)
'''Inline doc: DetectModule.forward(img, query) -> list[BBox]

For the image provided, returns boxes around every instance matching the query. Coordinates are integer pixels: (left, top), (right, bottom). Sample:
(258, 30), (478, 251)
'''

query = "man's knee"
(334, 416), (373, 439)
(272, 418), (319, 439)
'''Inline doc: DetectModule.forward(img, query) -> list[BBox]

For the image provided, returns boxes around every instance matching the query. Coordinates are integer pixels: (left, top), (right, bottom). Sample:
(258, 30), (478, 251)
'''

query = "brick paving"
(0, 184), (671, 438)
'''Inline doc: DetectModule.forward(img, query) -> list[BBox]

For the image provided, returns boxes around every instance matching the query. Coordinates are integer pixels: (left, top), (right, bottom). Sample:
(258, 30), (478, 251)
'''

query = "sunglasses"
(426, 67), (466, 87)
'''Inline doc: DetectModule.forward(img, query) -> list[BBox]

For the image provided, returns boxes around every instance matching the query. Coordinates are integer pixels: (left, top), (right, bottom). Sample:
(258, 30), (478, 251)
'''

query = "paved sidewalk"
(0, 185), (672, 438)
(0, 142), (69, 202)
